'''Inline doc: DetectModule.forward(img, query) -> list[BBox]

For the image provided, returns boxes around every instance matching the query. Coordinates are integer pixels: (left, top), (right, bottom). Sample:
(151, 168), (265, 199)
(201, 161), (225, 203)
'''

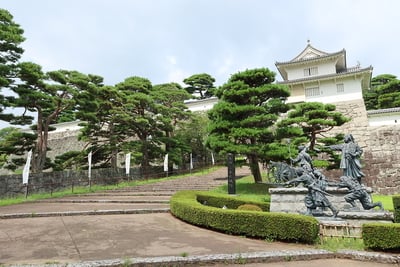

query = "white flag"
(22, 150), (32, 184)
(163, 154), (168, 172)
(125, 153), (131, 175)
(88, 151), (92, 179)
(211, 152), (215, 165)
(190, 153), (193, 170)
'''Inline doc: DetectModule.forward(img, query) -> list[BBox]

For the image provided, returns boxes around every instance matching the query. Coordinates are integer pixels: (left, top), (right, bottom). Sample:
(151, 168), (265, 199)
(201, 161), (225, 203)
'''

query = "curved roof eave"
(276, 66), (373, 86)
(275, 50), (346, 67)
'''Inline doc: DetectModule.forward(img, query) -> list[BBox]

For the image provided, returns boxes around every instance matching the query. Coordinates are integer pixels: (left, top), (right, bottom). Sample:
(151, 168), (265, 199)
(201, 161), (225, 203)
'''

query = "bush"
(392, 195), (400, 223)
(237, 204), (263, 211)
(363, 223), (400, 251)
(196, 191), (270, 211)
(170, 190), (319, 244)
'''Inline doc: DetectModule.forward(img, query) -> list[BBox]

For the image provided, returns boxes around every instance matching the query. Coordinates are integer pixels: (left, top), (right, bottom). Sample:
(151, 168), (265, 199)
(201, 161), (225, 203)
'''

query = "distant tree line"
(0, 8), (216, 174)
(363, 74), (400, 110)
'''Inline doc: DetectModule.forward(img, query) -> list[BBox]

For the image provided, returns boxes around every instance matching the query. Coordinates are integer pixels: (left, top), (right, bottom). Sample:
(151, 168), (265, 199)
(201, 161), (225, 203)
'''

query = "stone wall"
(0, 168), (135, 198)
(47, 129), (86, 159)
(325, 99), (400, 194)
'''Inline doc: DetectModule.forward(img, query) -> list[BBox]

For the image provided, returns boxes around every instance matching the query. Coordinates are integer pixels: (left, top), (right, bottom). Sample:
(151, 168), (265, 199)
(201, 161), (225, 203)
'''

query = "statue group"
(271, 134), (383, 218)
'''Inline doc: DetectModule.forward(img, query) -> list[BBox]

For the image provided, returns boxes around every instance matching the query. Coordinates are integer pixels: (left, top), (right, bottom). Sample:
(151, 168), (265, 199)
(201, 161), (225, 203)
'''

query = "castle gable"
(291, 43), (329, 61)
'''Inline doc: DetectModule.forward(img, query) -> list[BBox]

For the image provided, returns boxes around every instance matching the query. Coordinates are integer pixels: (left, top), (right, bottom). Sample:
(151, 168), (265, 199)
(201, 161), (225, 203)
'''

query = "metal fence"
(0, 163), (213, 199)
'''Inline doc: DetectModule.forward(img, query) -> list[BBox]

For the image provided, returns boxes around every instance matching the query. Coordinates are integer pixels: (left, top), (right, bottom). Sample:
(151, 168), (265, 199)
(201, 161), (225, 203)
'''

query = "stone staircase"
(0, 166), (251, 219)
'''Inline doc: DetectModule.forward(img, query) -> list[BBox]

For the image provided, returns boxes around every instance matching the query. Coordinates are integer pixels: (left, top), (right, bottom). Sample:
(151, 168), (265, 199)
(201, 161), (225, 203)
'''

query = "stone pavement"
(0, 167), (399, 266)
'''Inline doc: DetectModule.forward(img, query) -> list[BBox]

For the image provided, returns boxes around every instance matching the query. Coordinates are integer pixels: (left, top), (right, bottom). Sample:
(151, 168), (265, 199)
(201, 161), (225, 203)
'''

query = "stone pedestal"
(269, 186), (393, 226)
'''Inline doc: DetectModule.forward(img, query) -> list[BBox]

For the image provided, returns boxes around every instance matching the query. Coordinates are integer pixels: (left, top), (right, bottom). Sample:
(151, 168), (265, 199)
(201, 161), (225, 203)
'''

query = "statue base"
(269, 186), (394, 226)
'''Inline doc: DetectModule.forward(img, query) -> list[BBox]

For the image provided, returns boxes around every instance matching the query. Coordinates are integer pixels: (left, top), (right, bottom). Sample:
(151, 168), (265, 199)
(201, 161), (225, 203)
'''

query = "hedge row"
(195, 191), (270, 211)
(363, 223), (400, 251)
(393, 195), (400, 223)
(170, 190), (319, 244)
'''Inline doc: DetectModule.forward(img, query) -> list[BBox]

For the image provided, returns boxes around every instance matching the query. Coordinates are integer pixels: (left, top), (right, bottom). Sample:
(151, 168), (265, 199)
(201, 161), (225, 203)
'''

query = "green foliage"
(314, 133), (345, 170)
(277, 102), (350, 151)
(318, 237), (364, 252)
(183, 73), (216, 99)
(53, 151), (84, 171)
(151, 82), (193, 170)
(170, 190), (319, 244)
(237, 204), (263, 211)
(0, 127), (36, 171)
(363, 74), (400, 110)
(196, 191), (270, 211)
(362, 223), (400, 251)
(0, 8), (25, 92)
(392, 195), (400, 222)
(207, 68), (290, 182)
(174, 112), (214, 167)
(211, 175), (271, 202)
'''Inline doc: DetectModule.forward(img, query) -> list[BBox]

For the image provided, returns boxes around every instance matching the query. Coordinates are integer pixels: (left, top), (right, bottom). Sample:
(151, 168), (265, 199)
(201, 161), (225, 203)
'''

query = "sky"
(1, 0), (400, 87)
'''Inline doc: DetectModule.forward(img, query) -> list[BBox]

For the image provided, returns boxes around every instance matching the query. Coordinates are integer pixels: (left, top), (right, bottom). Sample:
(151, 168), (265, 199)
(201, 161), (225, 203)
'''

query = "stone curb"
(0, 208), (170, 219)
(6, 249), (400, 267)
(36, 199), (170, 203)
(336, 249), (400, 264)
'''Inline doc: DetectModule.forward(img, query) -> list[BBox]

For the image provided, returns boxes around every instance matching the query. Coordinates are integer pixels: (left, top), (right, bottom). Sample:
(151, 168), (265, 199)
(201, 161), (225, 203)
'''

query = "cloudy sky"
(2, 0), (400, 87)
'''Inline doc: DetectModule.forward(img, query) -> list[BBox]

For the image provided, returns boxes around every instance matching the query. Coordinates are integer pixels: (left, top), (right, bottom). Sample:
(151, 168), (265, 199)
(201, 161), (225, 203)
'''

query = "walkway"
(0, 167), (398, 266)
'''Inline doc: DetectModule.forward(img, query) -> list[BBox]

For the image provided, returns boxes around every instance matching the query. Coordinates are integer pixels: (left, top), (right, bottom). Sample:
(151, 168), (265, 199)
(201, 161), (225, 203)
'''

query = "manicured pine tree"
(207, 68), (290, 183)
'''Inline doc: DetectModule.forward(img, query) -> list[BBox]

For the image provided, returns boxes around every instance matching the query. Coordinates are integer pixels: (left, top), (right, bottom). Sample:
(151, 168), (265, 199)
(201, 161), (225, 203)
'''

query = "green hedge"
(170, 190), (319, 244)
(363, 223), (400, 251)
(392, 195), (400, 223)
(196, 191), (270, 211)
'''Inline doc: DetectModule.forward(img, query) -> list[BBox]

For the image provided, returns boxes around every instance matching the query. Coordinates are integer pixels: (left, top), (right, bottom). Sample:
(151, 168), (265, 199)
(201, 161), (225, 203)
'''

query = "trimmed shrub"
(196, 191), (270, 211)
(392, 195), (400, 223)
(363, 223), (400, 251)
(170, 190), (319, 244)
(237, 204), (263, 212)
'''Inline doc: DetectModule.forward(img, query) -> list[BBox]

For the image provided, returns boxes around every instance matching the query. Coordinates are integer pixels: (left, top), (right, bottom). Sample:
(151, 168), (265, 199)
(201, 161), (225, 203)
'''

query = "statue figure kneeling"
(337, 176), (384, 211)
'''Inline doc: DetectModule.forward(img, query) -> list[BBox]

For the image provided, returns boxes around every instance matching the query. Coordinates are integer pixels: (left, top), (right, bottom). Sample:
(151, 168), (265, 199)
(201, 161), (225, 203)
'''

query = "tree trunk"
(248, 153), (262, 183)
(32, 115), (49, 173)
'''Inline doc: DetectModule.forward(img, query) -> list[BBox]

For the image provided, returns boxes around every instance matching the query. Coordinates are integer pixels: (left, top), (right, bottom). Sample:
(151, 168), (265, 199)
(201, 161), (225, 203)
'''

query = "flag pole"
(25, 184), (29, 199)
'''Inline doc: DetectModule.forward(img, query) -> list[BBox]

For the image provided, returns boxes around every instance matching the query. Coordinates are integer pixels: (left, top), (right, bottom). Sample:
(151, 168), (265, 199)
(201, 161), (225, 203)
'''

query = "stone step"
(0, 202), (170, 216)
(0, 208), (170, 219)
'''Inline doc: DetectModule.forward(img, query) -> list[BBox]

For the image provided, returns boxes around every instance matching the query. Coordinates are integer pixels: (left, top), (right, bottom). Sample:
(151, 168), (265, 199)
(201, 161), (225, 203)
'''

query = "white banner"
(190, 153), (193, 170)
(163, 154), (168, 172)
(88, 151), (92, 179)
(22, 150), (32, 184)
(125, 153), (131, 175)
(211, 152), (215, 165)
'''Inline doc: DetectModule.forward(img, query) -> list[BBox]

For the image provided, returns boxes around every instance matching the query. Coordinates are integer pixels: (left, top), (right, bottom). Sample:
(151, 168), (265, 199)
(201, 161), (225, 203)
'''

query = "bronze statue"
(291, 145), (314, 173)
(284, 168), (339, 217)
(327, 134), (365, 183)
(337, 175), (384, 210)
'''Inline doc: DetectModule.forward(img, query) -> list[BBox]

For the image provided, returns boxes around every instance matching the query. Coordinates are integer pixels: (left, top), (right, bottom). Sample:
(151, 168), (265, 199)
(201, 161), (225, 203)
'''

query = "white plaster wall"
(304, 78), (362, 103)
(369, 113), (400, 126)
(286, 60), (336, 80)
(185, 97), (218, 112)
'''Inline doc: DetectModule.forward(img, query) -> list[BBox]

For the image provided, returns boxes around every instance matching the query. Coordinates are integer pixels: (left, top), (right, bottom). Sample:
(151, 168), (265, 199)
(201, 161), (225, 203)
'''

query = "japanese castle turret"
(275, 41), (373, 105)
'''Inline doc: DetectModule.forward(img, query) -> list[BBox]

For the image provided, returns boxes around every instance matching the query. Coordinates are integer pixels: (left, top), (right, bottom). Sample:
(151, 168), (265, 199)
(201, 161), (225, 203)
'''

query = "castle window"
(337, 83), (344, 93)
(304, 66), (318, 76)
(305, 86), (320, 97)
